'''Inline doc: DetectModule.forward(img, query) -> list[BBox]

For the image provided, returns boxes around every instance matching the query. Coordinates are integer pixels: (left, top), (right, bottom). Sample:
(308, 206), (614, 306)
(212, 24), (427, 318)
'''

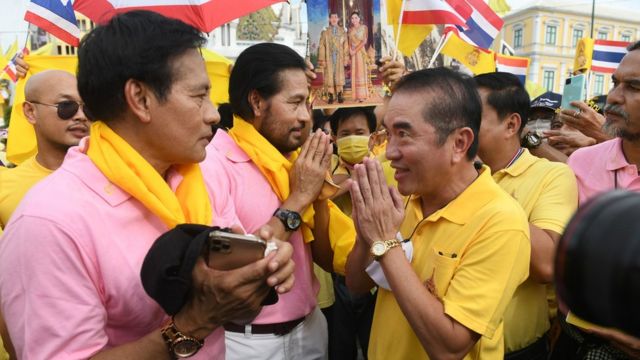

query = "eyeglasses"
(27, 100), (91, 120)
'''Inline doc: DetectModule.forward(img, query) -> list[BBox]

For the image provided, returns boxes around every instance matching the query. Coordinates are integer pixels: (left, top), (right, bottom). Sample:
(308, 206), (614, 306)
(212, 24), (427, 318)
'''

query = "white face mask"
(527, 118), (552, 135)
(336, 135), (370, 164)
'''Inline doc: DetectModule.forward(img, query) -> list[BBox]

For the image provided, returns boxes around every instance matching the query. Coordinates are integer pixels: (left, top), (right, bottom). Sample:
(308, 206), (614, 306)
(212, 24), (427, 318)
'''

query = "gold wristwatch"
(161, 320), (204, 358)
(370, 238), (401, 260)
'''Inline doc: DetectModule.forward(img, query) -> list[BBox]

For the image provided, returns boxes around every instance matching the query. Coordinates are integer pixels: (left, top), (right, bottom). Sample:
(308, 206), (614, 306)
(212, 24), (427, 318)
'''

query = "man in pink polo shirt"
(0, 11), (294, 360)
(568, 40), (640, 204)
(201, 43), (345, 359)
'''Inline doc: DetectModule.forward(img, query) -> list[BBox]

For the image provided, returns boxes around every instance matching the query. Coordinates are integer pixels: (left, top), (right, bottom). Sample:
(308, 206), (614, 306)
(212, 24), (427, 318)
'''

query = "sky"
(2, 0), (640, 52)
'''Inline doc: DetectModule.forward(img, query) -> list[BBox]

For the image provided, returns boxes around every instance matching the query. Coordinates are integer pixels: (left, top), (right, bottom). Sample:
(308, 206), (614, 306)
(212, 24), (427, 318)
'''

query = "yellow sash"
(87, 121), (212, 229)
(228, 117), (355, 274)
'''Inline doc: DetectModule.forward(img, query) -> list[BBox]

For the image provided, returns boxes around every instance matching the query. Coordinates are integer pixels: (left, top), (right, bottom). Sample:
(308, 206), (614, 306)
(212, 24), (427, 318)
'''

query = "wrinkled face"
(603, 50), (640, 142)
(24, 72), (89, 152)
(351, 13), (361, 26)
(336, 113), (371, 139)
(257, 69), (311, 153)
(477, 88), (508, 159)
(146, 48), (220, 165)
(384, 92), (451, 196)
(329, 13), (339, 26)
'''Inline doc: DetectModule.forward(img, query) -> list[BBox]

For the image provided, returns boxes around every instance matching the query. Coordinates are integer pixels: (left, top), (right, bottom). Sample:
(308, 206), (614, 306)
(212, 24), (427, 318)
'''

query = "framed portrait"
(307, 0), (384, 109)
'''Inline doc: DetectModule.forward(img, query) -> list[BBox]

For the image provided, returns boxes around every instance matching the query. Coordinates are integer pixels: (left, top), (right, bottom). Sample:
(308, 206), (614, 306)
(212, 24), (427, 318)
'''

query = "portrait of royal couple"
(309, 0), (383, 109)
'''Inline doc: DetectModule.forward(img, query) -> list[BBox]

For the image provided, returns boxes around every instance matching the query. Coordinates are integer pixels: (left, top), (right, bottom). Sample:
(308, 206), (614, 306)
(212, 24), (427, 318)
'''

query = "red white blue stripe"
(24, 0), (80, 46)
(447, 0), (503, 49)
(402, 0), (472, 28)
(495, 54), (529, 85)
(591, 39), (630, 74)
(2, 48), (30, 83)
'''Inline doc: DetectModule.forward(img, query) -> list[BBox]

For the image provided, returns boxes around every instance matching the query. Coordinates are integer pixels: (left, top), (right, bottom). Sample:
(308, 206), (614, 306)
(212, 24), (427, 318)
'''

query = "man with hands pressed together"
(345, 68), (531, 360)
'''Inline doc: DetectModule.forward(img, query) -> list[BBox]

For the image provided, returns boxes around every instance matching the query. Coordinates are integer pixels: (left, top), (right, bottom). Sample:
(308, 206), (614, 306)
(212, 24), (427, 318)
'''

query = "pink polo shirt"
(0, 141), (242, 359)
(201, 131), (318, 324)
(568, 138), (640, 205)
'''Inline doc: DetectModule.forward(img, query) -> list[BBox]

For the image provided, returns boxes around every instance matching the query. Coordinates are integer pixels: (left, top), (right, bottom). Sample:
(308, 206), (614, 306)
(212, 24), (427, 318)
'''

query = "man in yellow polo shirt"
(474, 72), (578, 359)
(0, 69), (90, 229)
(346, 68), (531, 360)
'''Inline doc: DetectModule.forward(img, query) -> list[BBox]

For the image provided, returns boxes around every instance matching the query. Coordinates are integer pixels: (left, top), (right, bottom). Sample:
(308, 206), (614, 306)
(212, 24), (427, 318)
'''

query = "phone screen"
(561, 74), (586, 111)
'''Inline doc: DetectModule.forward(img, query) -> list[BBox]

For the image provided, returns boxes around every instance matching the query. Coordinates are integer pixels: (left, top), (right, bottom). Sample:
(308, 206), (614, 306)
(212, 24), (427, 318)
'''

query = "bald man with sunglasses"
(0, 69), (89, 230)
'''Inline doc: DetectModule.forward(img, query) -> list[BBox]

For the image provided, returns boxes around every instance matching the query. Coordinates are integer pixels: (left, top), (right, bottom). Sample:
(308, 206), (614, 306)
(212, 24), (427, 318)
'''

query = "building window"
(513, 28), (523, 48)
(572, 29), (583, 48)
(622, 34), (631, 42)
(543, 70), (555, 91)
(221, 25), (227, 46)
(597, 31), (608, 40)
(594, 74), (605, 95)
(545, 25), (557, 45)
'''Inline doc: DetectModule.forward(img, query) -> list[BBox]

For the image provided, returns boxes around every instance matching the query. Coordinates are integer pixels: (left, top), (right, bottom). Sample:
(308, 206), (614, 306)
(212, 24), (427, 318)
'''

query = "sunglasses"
(27, 100), (91, 120)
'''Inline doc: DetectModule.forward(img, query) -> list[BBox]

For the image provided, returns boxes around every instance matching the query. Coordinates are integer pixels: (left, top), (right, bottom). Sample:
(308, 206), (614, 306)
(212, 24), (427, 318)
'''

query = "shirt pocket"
(424, 247), (460, 300)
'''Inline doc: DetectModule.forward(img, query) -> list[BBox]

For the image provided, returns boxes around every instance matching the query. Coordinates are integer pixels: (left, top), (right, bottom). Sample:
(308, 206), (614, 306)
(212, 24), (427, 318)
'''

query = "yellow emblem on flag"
(441, 32), (495, 75)
(573, 38), (594, 74)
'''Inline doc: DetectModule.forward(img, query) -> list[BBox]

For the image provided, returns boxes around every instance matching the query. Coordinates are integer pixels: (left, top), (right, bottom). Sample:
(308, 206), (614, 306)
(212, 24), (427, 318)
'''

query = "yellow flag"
(387, 0), (434, 56)
(489, 0), (511, 16)
(4, 40), (18, 61)
(31, 43), (54, 56)
(201, 48), (233, 105)
(440, 32), (496, 75)
(0, 40), (19, 80)
(525, 80), (547, 100)
(573, 38), (594, 74)
(7, 56), (78, 165)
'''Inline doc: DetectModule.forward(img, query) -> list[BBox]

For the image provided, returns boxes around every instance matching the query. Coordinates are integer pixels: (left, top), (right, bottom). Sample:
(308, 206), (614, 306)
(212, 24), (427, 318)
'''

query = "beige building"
(494, 1), (640, 95)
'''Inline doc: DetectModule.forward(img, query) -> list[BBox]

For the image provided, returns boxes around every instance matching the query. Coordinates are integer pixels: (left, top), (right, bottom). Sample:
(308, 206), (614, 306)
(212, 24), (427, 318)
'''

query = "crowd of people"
(0, 9), (639, 360)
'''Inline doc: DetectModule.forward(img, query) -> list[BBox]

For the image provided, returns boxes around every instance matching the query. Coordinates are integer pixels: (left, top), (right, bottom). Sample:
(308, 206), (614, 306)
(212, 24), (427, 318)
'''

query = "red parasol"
(73, 0), (285, 33)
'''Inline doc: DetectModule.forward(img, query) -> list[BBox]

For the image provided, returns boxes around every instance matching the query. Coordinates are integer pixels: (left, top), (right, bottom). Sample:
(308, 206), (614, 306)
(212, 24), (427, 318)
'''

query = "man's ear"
(124, 79), (153, 123)
(451, 127), (475, 164)
(23, 102), (37, 125)
(505, 112), (522, 138)
(248, 90), (263, 118)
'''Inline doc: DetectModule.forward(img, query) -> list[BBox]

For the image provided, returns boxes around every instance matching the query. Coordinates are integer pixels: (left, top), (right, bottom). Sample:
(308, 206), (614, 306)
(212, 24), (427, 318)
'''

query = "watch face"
(174, 339), (200, 358)
(286, 215), (301, 230)
(371, 242), (386, 257)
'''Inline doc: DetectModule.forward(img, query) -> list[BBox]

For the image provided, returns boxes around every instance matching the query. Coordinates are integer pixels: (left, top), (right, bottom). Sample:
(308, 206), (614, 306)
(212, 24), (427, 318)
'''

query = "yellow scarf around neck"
(87, 121), (212, 229)
(228, 116), (355, 274)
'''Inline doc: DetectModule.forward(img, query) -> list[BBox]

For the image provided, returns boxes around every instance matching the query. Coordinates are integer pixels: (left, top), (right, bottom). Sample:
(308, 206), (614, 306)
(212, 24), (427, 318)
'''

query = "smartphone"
(205, 230), (266, 271)
(561, 74), (587, 111)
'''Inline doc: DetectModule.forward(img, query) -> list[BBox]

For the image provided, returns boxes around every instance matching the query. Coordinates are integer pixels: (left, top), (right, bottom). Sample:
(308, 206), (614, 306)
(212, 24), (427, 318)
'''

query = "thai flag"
(403, 0), (473, 28)
(24, 0), (80, 46)
(591, 39), (630, 74)
(446, 0), (504, 49)
(2, 48), (30, 83)
(495, 53), (529, 84)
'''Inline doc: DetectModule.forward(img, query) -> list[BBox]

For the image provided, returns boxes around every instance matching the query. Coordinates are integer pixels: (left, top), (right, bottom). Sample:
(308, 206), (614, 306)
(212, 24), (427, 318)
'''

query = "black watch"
(273, 208), (302, 231)
(161, 320), (203, 358)
(522, 131), (542, 149)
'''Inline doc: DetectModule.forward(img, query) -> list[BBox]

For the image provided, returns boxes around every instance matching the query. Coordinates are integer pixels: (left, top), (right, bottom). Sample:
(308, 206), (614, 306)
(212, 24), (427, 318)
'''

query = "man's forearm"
(91, 330), (171, 360)
(380, 248), (479, 360)
(345, 239), (376, 295)
(529, 224), (559, 284)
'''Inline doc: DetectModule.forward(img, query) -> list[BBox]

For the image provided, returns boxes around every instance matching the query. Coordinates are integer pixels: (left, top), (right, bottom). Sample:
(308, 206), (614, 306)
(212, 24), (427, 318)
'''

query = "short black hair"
(77, 10), (206, 121)
(229, 43), (307, 121)
(328, 107), (376, 135)
(214, 103), (234, 133)
(474, 72), (530, 134)
(393, 67), (482, 160)
(628, 40), (640, 52)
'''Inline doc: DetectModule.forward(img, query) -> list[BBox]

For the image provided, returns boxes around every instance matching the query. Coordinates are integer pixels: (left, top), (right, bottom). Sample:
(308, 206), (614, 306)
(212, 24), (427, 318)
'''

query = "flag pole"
(393, 0), (406, 61)
(428, 31), (449, 68)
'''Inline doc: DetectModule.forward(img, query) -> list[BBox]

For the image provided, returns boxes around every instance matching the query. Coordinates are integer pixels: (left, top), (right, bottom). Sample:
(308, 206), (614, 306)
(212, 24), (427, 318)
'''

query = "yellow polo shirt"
(492, 149), (578, 352)
(368, 167), (530, 360)
(0, 156), (53, 229)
